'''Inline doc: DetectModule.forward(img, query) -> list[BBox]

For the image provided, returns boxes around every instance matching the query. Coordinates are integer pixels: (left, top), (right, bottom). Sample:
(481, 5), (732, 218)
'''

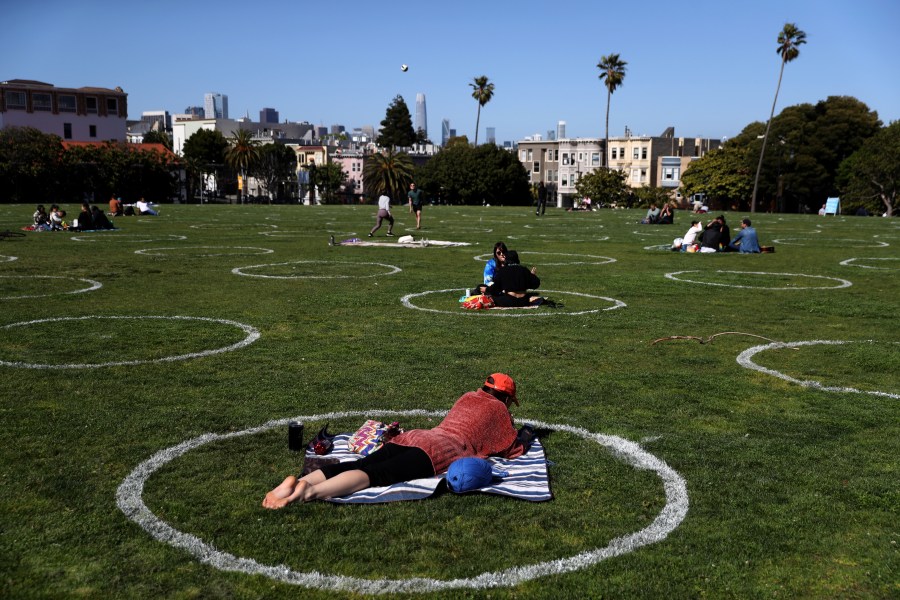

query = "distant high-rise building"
(184, 106), (205, 118)
(204, 93), (228, 119)
(486, 127), (496, 144)
(316, 126), (328, 138)
(415, 93), (427, 139)
(557, 121), (566, 140)
(141, 110), (171, 132)
(260, 107), (279, 124)
(441, 119), (450, 146)
(547, 130), (555, 141)
(450, 128), (456, 138)
(330, 124), (345, 135)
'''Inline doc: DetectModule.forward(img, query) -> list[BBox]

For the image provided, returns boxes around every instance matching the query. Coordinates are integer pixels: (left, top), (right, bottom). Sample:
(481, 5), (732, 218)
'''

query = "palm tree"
(225, 128), (259, 203)
(363, 149), (414, 201)
(469, 76), (495, 145)
(597, 53), (627, 168)
(751, 22), (806, 213)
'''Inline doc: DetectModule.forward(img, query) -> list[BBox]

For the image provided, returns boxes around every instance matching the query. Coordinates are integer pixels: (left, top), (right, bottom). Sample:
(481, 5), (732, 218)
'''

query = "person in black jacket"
(487, 251), (543, 307)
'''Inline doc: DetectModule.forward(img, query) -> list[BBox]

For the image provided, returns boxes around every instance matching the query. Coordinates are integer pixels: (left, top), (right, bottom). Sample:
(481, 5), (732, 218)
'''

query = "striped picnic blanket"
(308, 434), (552, 504)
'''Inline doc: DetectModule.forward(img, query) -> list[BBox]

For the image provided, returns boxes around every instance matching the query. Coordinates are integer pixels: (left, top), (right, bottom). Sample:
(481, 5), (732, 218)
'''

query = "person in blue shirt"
(729, 218), (761, 253)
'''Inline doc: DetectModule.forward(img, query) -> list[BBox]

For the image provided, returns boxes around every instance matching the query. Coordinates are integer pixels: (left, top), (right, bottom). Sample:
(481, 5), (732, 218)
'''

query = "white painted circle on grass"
(190, 223), (278, 230)
(737, 340), (899, 399)
(771, 237), (888, 248)
(233, 260), (401, 279)
(644, 243), (673, 251)
(0, 316), (259, 369)
(116, 409), (688, 594)
(473, 252), (616, 266)
(0, 275), (102, 300)
(664, 270), (852, 290)
(71, 234), (187, 243)
(0, 255), (18, 263)
(401, 289), (625, 316)
(838, 257), (900, 270)
(135, 246), (275, 257)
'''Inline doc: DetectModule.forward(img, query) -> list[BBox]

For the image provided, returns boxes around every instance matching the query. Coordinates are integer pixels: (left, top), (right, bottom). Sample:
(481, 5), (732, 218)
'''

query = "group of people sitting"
(640, 203), (674, 224)
(464, 242), (544, 308)
(673, 215), (761, 253)
(30, 203), (114, 232)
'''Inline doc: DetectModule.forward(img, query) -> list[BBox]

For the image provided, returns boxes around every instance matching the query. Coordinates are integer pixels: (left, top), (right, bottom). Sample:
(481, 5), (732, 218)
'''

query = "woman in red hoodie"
(263, 374), (527, 509)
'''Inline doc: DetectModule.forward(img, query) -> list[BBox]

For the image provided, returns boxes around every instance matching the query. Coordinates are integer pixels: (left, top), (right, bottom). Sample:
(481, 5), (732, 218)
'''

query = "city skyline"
(3, 0), (898, 144)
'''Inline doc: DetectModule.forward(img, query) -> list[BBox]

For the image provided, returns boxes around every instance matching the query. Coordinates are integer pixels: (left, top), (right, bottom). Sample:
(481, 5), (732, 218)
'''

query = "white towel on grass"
(307, 434), (552, 504)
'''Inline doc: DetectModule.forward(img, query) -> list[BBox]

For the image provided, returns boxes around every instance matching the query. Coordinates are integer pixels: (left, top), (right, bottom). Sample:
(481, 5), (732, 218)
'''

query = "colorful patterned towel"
(306, 434), (552, 504)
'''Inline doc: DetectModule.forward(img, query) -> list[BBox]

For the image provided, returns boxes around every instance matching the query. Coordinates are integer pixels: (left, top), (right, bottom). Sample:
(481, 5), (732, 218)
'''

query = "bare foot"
(262, 476), (297, 509)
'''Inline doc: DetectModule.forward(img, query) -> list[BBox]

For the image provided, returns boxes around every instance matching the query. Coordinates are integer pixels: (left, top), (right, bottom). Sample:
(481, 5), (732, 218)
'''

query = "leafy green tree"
(837, 121), (900, 217)
(574, 167), (630, 207)
(363, 150), (414, 201)
(751, 22), (806, 212)
(182, 129), (228, 196)
(315, 162), (347, 204)
(0, 127), (62, 203)
(255, 143), (297, 203)
(597, 53), (627, 166)
(142, 130), (172, 150)
(632, 185), (674, 209)
(679, 147), (753, 210)
(415, 128), (431, 145)
(225, 129), (259, 203)
(418, 143), (529, 205)
(376, 96), (416, 149)
(469, 75), (495, 145)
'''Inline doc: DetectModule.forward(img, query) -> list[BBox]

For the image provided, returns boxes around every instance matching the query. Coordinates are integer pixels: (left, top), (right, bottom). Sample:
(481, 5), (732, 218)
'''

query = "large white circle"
(664, 270), (853, 290)
(0, 316), (259, 369)
(116, 409), (688, 594)
(401, 289), (626, 316)
(0, 255), (17, 263)
(737, 340), (899, 399)
(0, 275), (102, 300)
(771, 237), (888, 248)
(838, 257), (900, 270)
(473, 252), (616, 266)
(135, 246), (275, 257)
(232, 260), (401, 279)
(71, 234), (187, 243)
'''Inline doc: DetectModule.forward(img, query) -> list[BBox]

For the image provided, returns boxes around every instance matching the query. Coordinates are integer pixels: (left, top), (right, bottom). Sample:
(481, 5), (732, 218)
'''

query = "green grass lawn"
(1, 203), (897, 599)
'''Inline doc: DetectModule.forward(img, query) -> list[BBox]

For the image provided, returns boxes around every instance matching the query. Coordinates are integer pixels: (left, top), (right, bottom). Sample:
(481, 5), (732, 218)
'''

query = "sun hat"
(446, 457), (509, 493)
(484, 373), (519, 405)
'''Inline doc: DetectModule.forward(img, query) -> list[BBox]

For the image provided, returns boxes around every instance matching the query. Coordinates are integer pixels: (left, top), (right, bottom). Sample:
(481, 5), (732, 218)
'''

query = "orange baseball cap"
(484, 373), (519, 405)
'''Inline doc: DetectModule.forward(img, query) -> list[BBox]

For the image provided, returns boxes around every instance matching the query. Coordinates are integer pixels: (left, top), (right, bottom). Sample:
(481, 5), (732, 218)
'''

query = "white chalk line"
(771, 237), (889, 248)
(664, 270), (853, 290)
(71, 234), (188, 243)
(135, 246), (275, 257)
(189, 223), (278, 229)
(116, 409), (688, 594)
(0, 254), (17, 263)
(232, 260), (402, 279)
(737, 340), (899, 399)
(0, 315), (259, 369)
(401, 289), (626, 317)
(0, 275), (103, 300)
(473, 252), (616, 266)
(838, 257), (900, 270)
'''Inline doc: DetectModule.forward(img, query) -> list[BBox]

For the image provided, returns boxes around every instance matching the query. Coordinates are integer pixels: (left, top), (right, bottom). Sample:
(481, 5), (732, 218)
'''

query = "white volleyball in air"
(400, 64), (409, 72)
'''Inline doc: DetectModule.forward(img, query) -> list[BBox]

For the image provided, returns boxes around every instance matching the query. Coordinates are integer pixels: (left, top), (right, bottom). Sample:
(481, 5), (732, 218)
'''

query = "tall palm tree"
(751, 22), (806, 213)
(597, 53), (627, 168)
(225, 128), (259, 203)
(363, 149), (414, 201)
(469, 75), (495, 145)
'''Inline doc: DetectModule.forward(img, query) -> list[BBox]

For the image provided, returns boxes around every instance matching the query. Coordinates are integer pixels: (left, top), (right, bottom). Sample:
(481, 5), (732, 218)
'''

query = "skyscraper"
(415, 93), (427, 139)
(486, 127), (496, 145)
(557, 121), (566, 140)
(260, 107), (279, 124)
(441, 119), (450, 146)
(204, 93), (228, 119)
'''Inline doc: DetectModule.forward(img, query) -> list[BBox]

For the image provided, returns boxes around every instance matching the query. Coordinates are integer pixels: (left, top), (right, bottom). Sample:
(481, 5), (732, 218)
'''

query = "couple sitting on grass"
(471, 242), (544, 308)
(263, 373), (532, 508)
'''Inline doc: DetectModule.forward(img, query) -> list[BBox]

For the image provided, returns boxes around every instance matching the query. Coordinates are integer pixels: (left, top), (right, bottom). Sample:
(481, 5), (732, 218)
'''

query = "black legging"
(319, 443), (433, 487)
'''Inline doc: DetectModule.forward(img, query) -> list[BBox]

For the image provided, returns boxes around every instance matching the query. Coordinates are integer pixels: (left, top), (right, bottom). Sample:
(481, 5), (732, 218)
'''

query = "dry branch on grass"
(650, 332), (781, 346)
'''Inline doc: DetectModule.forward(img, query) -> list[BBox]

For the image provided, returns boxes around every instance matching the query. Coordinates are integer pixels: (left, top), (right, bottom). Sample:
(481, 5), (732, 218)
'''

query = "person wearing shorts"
(408, 182), (424, 229)
(262, 373), (528, 508)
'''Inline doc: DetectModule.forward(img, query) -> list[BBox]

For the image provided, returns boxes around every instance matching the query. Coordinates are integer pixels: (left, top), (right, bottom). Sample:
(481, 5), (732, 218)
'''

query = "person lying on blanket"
(262, 373), (532, 509)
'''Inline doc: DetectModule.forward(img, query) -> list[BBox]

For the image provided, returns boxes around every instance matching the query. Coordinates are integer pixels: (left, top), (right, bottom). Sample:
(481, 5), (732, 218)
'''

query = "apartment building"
(0, 79), (127, 142)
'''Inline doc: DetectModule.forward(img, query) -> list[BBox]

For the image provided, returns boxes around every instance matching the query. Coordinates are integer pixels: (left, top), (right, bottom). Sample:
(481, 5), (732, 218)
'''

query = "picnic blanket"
(334, 237), (470, 248)
(305, 433), (552, 504)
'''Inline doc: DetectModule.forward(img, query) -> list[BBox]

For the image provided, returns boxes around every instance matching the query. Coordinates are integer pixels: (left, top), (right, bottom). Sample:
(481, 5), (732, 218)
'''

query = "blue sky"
(3, 0), (898, 144)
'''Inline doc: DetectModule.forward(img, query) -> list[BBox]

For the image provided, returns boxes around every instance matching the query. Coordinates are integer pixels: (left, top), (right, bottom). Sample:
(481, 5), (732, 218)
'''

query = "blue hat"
(446, 457), (508, 493)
